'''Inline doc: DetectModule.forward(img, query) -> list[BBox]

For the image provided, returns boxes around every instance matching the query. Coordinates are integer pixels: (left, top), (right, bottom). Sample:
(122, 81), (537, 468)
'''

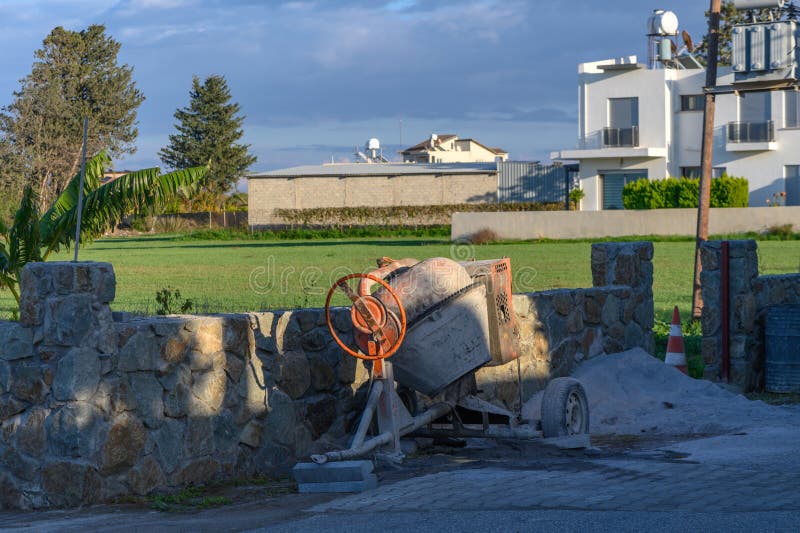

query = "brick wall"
(248, 173), (497, 226)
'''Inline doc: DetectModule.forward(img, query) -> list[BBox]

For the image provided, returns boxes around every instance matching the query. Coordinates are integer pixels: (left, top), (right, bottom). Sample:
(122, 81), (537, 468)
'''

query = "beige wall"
(452, 206), (800, 241)
(249, 172), (497, 226)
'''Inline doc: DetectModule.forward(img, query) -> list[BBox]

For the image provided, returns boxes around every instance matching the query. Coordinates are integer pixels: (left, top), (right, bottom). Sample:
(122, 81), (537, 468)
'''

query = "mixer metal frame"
(309, 261), (591, 466)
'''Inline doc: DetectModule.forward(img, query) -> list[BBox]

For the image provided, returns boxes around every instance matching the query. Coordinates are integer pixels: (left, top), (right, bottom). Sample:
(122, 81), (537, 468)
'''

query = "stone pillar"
(19, 261), (117, 358)
(699, 240), (759, 389)
(1, 262), (117, 509)
(590, 242), (655, 354)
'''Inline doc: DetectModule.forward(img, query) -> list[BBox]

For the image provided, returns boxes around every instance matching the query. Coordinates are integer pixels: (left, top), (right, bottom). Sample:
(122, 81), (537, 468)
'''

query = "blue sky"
(0, 0), (709, 176)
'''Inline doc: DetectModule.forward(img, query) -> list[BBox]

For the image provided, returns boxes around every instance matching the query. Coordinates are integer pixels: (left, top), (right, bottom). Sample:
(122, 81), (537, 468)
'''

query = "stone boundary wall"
(0, 243), (653, 509)
(700, 240), (800, 390)
(451, 206), (800, 241)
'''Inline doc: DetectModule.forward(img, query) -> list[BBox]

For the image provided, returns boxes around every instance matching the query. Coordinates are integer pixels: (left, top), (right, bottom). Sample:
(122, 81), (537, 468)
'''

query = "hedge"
(274, 202), (564, 227)
(622, 175), (749, 209)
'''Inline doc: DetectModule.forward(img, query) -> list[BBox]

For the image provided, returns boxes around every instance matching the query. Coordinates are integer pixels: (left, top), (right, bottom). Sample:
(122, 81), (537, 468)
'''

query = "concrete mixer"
(293, 256), (590, 492)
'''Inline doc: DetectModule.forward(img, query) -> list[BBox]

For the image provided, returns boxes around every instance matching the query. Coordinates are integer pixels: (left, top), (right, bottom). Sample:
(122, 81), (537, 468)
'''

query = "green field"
(2, 234), (799, 323)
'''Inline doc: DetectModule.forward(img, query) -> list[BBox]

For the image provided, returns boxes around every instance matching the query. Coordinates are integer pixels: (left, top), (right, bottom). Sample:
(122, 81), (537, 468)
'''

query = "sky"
(0, 0), (711, 181)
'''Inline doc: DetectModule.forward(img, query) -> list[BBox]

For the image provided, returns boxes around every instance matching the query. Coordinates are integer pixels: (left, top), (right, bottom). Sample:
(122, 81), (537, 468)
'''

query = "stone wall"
(477, 242), (654, 408)
(0, 243), (654, 509)
(700, 240), (800, 390)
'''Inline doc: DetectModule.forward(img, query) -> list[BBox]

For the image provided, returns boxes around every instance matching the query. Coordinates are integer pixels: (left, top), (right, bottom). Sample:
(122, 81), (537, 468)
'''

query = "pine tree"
(0, 25), (144, 210)
(159, 75), (256, 206)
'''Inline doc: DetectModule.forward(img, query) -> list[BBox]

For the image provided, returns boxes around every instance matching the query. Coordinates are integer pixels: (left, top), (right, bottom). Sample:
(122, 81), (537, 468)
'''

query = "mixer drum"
(373, 258), (493, 396)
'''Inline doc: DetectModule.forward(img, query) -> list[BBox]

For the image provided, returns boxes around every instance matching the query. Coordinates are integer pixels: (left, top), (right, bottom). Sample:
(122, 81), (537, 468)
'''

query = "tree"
(159, 75), (256, 208)
(696, 1), (773, 65)
(0, 25), (144, 210)
(0, 152), (206, 309)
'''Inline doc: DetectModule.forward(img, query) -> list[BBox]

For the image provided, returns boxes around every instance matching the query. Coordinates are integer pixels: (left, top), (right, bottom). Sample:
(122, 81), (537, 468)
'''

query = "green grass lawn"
(2, 235), (798, 323)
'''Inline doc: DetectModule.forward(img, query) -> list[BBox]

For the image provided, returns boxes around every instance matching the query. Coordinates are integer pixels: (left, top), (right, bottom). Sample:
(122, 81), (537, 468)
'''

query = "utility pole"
(692, 0), (722, 319)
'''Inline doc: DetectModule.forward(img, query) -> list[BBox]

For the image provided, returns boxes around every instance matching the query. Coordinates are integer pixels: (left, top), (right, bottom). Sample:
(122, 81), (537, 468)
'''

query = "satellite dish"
(682, 30), (695, 53)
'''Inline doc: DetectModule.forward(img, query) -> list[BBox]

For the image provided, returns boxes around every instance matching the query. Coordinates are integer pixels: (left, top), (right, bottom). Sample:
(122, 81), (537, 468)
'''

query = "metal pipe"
(73, 117), (89, 262)
(311, 402), (451, 464)
(351, 381), (383, 448)
(722, 241), (730, 382)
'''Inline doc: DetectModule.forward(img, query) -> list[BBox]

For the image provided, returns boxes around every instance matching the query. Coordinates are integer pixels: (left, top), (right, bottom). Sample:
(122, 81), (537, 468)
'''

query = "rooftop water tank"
(648, 9), (679, 36)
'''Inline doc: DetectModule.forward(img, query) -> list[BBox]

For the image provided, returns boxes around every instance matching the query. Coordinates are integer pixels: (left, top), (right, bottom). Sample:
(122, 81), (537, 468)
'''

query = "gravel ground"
(523, 348), (800, 437)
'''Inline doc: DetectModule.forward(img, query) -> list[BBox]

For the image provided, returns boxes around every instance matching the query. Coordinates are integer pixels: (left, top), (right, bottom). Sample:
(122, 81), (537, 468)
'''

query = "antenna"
(682, 30), (694, 53)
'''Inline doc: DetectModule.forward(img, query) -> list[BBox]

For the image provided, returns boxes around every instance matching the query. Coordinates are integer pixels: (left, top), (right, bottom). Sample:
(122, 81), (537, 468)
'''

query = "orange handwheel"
(324, 273), (407, 361)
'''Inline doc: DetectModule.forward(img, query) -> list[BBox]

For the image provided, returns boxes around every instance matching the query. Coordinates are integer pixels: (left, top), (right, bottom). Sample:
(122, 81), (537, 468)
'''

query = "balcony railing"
(728, 121), (775, 143)
(602, 126), (639, 148)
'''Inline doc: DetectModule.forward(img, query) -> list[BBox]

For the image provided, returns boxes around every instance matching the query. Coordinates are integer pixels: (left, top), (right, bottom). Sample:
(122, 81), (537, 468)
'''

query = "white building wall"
(557, 60), (800, 210)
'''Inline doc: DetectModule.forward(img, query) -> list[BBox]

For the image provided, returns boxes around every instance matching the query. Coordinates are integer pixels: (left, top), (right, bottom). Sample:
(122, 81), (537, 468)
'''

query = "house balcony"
(602, 126), (639, 148)
(726, 120), (778, 151)
(551, 126), (666, 161)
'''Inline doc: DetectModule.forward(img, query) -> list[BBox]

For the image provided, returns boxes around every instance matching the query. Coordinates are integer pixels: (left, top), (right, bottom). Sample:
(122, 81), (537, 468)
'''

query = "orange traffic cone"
(665, 306), (688, 375)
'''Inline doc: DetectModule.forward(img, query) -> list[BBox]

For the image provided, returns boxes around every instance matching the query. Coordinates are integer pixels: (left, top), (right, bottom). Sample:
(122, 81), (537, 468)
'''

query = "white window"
(739, 91), (770, 123)
(785, 91), (800, 128)
(680, 95), (704, 112)
(680, 167), (726, 179)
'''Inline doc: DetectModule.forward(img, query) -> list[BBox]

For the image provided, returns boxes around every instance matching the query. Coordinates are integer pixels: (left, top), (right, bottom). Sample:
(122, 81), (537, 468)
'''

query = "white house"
(552, 13), (800, 210)
(401, 134), (508, 164)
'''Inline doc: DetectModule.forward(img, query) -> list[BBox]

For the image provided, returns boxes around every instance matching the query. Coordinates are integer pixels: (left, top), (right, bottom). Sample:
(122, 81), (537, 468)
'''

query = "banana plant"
(0, 151), (207, 308)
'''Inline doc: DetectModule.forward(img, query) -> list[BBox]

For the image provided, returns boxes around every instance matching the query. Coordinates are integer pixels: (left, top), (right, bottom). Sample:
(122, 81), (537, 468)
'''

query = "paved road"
(2, 426), (799, 532)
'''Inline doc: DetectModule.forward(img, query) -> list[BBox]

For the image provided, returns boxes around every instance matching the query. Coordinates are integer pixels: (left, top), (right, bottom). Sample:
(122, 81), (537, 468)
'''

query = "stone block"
(152, 418), (185, 475)
(623, 321), (644, 350)
(12, 363), (48, 403)
(162, 365), (191, 418)
(223, 316), (251, 354)
(239, 420), (263, 448)
(700, 244), (720, 272)
(46, 402), (105, 458)
(294, 311), (318, 333)
(277, 351), (311, 399)
(42, 461), (101, 507)
(190, 366), (226, 415)
(0, 323), (34, 361)
(16, 407), (47, 457)
(129, 373), (165, 429)
(186, 416), (215, 456)
(213, 411), (238, 456)
(191, 318), (224, 354)
(565, 309), (584, 334)
(551, 291), (573, 316)
(238, 358), (268, 418)
(0, 395), (27, 421)
(44, 294), (94, 347)
(264, 388), (297, 446)
(118, 329), (158, 372)
(613, 253), (638, 287)
(3, 447), (39, 482)
(301, 329), (328, 352)
(128, 455), (166, 496)
(305, 394), (337, 438)
(102, 413), (147, 472)
(172, 457), (220, 486)
(0, 360), (9, 395)
(292, 460), (373, 483)
(53, 346), (101, 402)
(601, 294), (621, 327)
(274, 312), (302, 354)
(225, 351), (245, 382)
(702, 337), (719, 365)
(309, 358), (335, 392)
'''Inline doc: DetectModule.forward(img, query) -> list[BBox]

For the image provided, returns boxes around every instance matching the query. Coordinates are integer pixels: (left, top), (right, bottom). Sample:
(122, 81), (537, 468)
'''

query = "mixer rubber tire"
(541, 377), (589, 438)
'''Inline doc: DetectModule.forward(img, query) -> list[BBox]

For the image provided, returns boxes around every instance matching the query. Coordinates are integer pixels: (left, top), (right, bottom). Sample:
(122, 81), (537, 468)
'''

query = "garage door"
(602, 171), (647, 210)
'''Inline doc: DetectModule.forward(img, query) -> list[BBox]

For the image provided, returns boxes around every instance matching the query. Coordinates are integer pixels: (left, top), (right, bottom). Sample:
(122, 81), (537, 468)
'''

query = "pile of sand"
(522, 348), (800, 436)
